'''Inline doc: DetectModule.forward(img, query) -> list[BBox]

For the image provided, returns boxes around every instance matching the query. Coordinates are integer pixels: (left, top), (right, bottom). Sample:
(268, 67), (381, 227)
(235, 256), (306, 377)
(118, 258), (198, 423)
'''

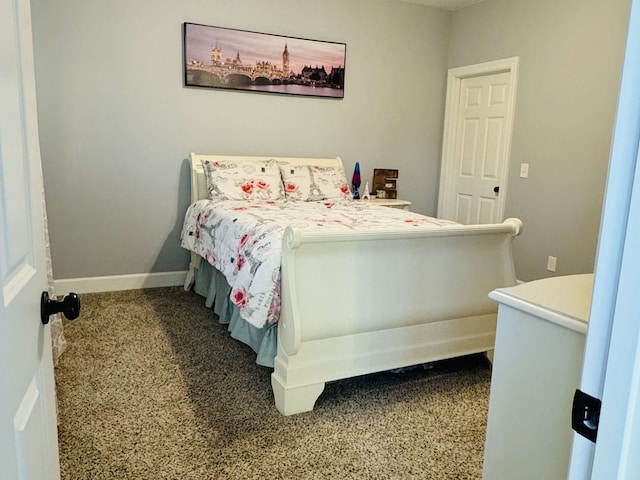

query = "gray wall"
(448, 0), (631, 280)
(31, 0), (632, 283)
(31, 0), (449, 279)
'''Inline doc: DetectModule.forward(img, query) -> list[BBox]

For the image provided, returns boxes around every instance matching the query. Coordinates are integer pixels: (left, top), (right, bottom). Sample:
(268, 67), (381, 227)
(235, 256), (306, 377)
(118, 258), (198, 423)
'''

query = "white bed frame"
(185, 153), (523, 415)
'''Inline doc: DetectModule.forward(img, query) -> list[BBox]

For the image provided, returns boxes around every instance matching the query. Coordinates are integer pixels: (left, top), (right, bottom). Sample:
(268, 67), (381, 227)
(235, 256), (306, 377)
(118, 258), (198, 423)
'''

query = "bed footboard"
(272, 218), (522, 415)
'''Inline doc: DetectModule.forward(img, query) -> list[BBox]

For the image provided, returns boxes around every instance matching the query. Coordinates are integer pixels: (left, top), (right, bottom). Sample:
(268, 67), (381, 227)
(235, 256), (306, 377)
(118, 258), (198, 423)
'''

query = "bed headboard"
(189, 153), (345, 203)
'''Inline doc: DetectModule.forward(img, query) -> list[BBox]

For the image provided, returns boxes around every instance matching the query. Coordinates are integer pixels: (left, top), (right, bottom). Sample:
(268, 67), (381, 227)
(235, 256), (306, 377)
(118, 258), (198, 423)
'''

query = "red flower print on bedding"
(236, 234), (250, 271)
(340, 184), (350, 196)
(241, 181), (254, 196)
(239, 233), (250, 248)
(231, 287), (248, 308)
(285, 182), (299, 194)
(256, 180), (269, 190)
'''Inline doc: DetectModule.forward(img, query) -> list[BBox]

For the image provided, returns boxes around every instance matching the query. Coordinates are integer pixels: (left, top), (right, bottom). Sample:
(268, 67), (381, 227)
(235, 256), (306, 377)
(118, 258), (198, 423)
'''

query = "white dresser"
(483, 274), (593, 480)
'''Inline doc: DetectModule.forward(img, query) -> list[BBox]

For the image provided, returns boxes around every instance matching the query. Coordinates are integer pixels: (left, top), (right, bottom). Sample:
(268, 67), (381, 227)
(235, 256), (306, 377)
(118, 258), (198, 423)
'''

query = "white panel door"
(451, 72), (509, 224)
(0, 0), (61, 478)
(439, 60), (518, 226)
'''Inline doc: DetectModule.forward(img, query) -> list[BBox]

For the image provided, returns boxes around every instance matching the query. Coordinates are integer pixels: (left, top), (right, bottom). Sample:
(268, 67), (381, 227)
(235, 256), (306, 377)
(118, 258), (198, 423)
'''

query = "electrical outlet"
(520, 163), (529, 178)
(547, 256), (557, 272)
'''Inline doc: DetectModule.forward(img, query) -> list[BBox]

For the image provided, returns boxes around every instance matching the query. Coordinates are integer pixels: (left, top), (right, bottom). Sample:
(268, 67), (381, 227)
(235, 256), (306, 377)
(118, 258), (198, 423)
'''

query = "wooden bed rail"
(283, 217), (523, 247)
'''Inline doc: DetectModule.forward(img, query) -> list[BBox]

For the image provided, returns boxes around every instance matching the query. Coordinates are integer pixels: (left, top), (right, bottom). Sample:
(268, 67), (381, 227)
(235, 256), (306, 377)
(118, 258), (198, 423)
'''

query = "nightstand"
(366, 198), (412, 210)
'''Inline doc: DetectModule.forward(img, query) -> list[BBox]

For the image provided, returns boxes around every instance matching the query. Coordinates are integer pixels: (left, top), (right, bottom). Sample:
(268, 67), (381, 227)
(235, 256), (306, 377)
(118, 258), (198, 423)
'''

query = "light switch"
(520, 163), (529, 178)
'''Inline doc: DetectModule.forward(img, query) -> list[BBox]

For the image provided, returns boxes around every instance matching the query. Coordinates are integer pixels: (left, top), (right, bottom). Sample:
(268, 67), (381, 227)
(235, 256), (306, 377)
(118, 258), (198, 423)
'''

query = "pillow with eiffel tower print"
(201, 158), (285, 201)
(279, 164), (352, 201)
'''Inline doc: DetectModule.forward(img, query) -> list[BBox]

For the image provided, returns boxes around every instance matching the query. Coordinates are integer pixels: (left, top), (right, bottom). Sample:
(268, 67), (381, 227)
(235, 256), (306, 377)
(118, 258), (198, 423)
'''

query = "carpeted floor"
(55, 287), (491, 479)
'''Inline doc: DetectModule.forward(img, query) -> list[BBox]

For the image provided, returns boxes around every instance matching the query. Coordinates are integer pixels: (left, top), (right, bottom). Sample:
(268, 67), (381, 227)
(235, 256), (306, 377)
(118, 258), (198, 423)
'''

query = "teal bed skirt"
(193, 261), (278, 368)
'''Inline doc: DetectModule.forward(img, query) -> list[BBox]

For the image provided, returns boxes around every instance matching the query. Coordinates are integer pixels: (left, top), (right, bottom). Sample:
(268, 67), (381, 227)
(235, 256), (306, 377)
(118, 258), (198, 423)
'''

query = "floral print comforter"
(181, 199), (456, 329)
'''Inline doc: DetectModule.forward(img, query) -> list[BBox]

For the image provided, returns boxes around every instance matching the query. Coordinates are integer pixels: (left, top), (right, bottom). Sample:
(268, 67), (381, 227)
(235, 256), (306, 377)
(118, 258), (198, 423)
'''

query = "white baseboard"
(53, 271), (188, 294)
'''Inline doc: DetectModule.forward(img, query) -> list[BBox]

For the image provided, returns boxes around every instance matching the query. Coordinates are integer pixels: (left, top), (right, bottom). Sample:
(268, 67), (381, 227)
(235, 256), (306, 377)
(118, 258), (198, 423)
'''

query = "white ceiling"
(402, 0), (485, 11)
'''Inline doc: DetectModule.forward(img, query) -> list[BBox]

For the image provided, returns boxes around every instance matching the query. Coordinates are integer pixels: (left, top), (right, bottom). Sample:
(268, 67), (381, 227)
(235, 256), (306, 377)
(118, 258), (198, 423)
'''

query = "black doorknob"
(493, 186), (500, 193)
(40, 291), (80, 325)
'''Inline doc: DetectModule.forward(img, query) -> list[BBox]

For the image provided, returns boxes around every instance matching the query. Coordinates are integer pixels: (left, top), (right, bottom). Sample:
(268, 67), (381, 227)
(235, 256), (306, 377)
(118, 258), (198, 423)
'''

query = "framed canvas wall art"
(183, 22), (346, 98)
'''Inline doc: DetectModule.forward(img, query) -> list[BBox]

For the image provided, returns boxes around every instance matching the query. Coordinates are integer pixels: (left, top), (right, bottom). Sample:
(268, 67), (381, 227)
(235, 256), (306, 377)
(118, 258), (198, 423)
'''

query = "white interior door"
(0, 0), (61, 478)
(438, 58), (519, 224)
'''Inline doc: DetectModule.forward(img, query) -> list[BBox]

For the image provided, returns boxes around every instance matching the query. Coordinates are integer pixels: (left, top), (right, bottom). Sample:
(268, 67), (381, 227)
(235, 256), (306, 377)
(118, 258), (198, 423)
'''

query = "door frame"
(567, 0), (640, 476)
(437, 56), (520, 222)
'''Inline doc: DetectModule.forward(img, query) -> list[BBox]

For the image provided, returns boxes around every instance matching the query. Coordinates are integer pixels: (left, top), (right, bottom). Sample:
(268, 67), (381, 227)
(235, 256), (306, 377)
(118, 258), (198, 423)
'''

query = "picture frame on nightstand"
(372, 168), (399, 199)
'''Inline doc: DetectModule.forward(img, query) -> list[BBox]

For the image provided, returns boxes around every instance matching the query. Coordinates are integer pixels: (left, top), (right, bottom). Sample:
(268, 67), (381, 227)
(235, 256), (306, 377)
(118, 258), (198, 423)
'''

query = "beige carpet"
(55, 287), (491, 479)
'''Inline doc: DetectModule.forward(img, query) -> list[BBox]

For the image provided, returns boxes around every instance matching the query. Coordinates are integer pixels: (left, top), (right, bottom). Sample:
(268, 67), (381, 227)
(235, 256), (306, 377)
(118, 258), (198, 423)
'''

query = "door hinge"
(572, 389), (601, 443)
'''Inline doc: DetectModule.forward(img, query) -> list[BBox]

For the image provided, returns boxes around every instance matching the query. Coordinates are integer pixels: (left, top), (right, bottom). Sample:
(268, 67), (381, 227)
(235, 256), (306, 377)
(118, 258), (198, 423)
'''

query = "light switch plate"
(520, 163), (529, 178)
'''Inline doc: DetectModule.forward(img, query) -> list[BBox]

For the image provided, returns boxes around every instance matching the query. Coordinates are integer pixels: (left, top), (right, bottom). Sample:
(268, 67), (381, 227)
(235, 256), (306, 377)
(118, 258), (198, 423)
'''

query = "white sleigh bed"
(182, 153), (522, 415)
